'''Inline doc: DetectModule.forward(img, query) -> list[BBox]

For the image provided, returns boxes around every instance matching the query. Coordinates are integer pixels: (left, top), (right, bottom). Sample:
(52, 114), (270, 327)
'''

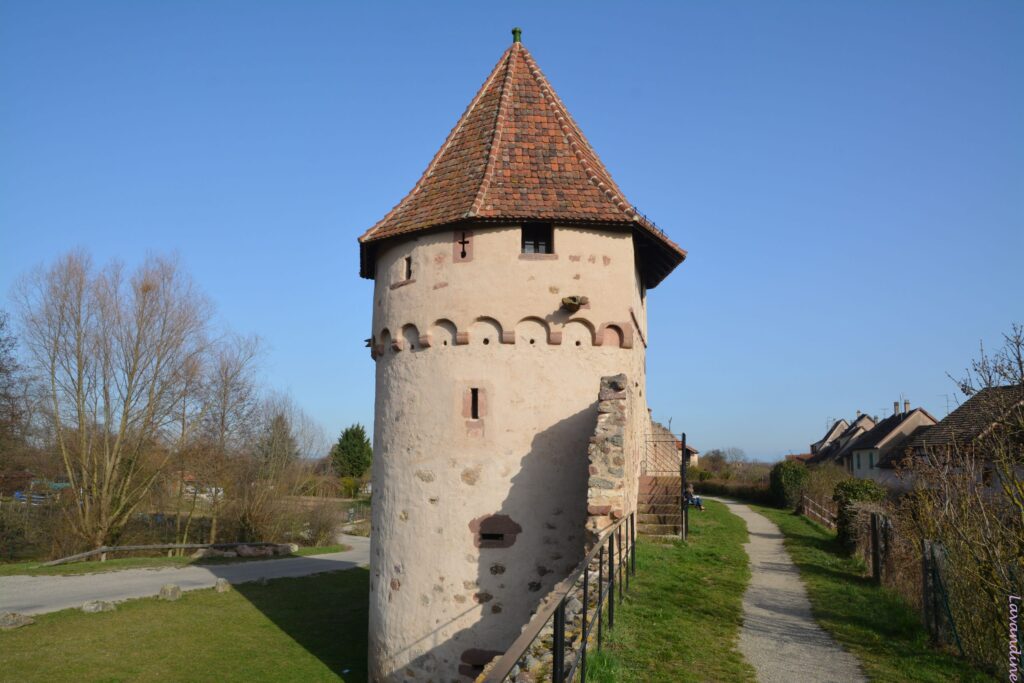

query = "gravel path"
(713, 498), (867, 683)
(0, 534), (369, 616)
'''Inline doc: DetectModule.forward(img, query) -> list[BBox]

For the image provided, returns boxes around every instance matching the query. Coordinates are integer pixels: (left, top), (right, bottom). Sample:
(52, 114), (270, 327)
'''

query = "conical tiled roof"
(359, 37), (685, 287)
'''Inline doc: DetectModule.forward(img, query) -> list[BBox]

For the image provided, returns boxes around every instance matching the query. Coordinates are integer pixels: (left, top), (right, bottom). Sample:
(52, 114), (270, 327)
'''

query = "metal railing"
(483, 512), (637, 682)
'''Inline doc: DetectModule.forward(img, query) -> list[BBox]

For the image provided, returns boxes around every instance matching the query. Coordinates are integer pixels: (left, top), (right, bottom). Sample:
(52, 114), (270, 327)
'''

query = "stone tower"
(359, 30), (685, 682)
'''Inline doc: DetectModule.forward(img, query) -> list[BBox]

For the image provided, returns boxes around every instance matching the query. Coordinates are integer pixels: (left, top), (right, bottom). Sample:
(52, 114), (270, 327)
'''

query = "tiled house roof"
(807, 414), (874, 465)
(902, 385), (1024, 453)
(359, 37), (686, 287)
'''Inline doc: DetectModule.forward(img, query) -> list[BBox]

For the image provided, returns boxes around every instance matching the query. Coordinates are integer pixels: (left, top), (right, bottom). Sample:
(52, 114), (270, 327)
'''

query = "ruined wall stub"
(585, 374), (645, 540)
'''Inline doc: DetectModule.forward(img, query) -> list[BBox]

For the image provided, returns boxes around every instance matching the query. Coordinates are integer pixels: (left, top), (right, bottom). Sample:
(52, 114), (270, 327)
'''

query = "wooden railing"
(42, 541), (287, 567)
(801, 495), (837, 530)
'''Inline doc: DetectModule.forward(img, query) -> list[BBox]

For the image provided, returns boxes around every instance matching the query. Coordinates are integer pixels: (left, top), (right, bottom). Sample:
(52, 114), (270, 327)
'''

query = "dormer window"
(521, 223), (553, 254)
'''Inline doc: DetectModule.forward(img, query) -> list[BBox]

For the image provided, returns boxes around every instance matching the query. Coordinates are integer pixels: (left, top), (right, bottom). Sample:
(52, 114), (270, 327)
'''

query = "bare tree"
(16, 251), (213, 548)
(0, 310), (25, 460)
(899, 323), (1023, 675)
(196, 334), (261, 543)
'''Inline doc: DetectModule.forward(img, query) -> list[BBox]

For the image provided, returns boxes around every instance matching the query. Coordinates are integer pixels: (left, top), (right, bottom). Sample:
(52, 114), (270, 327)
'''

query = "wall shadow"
(407, 403), (596, 680)
(204, 560), (370, 679)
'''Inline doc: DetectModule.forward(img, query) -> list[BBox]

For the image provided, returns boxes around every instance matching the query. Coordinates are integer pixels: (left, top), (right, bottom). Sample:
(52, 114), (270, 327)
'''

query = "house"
(810, 418), (848, 455)
(847, 400), (937, 487)
(884, 386), (1024, 485)
(807, 412), (875, 466)
(684, 443), (700, 468)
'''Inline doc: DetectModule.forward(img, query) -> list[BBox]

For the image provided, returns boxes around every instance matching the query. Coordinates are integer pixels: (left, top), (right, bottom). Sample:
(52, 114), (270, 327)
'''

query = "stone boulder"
(191, 548), (227, 560)
(0, 612), (34, 630)
(81, 600), (116, 613)
(273, 543), (299, 556)
(235, 544), (273, 558)
(214, 578), (231, 593)
(159, 584), (182, 601)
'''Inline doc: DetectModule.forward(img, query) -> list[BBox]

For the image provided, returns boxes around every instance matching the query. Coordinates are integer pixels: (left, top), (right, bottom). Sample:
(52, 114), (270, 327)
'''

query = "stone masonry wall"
(585, 374), (641, 542)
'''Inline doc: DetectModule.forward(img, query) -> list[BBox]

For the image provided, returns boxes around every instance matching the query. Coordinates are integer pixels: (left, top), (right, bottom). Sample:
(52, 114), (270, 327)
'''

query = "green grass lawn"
(586, 499), (756, 682)
(0, 568), (369, 682)
(0, 544), (350, 577)
(749, 505), (993, 682)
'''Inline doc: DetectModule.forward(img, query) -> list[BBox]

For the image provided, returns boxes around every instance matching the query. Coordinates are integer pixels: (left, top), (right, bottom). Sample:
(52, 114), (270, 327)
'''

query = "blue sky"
(1, 1), (1021, 459)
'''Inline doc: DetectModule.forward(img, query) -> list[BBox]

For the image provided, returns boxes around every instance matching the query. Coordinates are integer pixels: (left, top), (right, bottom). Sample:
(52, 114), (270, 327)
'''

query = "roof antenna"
(512, 27), (522, 43)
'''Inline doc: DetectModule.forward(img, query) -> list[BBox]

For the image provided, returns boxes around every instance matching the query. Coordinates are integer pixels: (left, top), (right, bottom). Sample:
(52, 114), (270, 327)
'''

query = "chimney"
(856, 410), (861, 417)
(893, 401), (899, 416)
(903, 399), (910, 415)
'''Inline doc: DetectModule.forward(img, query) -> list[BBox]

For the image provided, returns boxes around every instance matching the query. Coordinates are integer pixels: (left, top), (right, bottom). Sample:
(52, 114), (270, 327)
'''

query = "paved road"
(711, 498), (867, 683)
(0, 535), (370, 616)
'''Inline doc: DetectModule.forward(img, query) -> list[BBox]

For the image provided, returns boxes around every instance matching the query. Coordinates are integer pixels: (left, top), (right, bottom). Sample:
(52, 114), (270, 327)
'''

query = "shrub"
(804, 463), (850, 502)
(301, 499), (343, 547)
(833, 479), (886, 551)
(769, 460), (809, 509)
(694, 479), (774, 506)
(339, 477), (361, 499)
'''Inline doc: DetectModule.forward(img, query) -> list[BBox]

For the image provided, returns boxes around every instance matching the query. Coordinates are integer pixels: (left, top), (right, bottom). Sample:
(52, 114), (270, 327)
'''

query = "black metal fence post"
(552, 600), (565, 682)
(581, 563), (589, 682)
(608, 530), (616, 629)
(630, 512), (636, 576)
(680, 432), (689, 541)
(624, 522), (630, 592)
(598, 546), (605, 652)
(617, 526), (624, 603)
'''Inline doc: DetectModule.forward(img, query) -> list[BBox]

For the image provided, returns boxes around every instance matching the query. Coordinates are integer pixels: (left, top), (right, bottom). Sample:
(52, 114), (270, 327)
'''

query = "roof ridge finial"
(512, 27), (522, 44)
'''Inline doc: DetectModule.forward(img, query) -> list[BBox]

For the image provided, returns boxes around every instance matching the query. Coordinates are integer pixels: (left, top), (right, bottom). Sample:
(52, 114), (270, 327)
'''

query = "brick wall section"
(585, 374), (636, 542)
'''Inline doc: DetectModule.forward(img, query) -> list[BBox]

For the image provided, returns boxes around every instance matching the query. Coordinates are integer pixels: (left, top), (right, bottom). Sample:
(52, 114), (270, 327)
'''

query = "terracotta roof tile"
(359, 40), (685, 286)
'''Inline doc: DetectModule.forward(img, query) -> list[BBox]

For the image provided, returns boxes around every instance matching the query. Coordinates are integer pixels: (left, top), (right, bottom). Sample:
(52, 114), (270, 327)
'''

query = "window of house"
(521, 223), (553, 254)
(855, 453), (861, 470)
(403, 256), (413, 281)
(470, 388), (480, 420)
(868, 453), (874, 469)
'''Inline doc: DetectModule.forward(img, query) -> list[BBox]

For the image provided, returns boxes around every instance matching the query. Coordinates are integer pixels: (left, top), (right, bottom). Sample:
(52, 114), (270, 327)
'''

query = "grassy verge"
(0, 568), (369, 681)
(587, 499), (756, 682)
(0, 544), (350, 577)
(749, 505), (992, 682)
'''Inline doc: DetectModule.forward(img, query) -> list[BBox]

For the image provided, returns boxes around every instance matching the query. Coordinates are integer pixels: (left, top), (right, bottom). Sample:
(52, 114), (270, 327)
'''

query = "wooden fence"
(800, 494), (837, 530)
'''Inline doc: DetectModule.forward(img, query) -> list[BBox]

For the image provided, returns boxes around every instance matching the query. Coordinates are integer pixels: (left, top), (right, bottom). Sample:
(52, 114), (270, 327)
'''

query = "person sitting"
(686, 483), (705, 511)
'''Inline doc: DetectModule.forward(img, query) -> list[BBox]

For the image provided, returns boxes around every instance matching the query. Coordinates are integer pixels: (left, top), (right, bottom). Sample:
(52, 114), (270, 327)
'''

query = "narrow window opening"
(575, 340), (582, 347)
(480, 532), (504, 542)
(443, 340), (449, 346)
(529, 338), (536, 345)
(458, 232), (470, 259)
(521, 223), (553, 254)
(483, 338), (490, 345)
(470, 388), (480, 420)
(403, 256), (413, 281)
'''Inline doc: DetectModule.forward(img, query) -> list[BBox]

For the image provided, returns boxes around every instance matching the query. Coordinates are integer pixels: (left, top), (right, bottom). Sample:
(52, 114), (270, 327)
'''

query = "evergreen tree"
(330, 424), (372, 478)
(256, 413), (300, 469)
